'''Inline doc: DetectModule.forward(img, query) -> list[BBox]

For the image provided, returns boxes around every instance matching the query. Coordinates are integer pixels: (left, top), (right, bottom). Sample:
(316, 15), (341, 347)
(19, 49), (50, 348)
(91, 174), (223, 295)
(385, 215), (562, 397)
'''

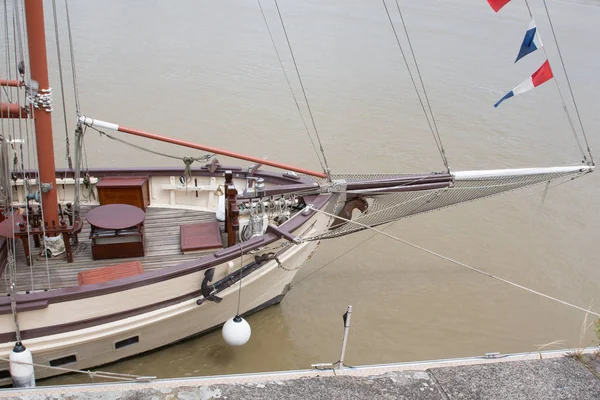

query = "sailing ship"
(0, 0), (594, 385)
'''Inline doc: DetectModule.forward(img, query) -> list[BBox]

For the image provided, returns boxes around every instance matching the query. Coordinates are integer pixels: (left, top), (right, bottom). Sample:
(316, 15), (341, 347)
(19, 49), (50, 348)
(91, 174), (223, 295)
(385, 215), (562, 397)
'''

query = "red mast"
(24, 0), (59, 227)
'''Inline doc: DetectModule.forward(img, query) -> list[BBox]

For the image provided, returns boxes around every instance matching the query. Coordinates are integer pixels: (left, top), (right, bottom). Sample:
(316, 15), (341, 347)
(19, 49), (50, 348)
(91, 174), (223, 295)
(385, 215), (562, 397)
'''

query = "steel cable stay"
(12, 1), (34, 291)
(392, 0), (449, 170)
(64, 0), (81, 115)
(1, 0), (18, 293)
(255, 0), (326, 174)
(6, 0), (53, 290)
(272, 0), (332, 179)
(540, 0), (593, 164)
(522, 0), (590, 164)
(381, 0), (449, 171)
(1, 0), (24, 343)
(20, 0), (44, 292)
(50, 0), (72, 169)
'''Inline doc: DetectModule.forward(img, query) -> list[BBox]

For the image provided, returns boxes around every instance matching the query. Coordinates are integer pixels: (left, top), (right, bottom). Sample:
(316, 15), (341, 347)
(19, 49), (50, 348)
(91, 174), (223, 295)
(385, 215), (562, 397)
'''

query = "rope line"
(13, 0), (35, 291)
(273, 0), (332, 178)
(51, 0), (72, 169)
(540, 0), (593, 164)
(237, 243), (244, 316)
(0, 356), (155, 382)
(393, 0), (448, 170)
(64, 0), (81, 114)
(381, 0), (448, 170)
(307, 206), (600, 318)
(256, 0), (325, 172)
(522, 0), (588, 163)
(294, 176), (578, 287)
(88, 126), (213, 163)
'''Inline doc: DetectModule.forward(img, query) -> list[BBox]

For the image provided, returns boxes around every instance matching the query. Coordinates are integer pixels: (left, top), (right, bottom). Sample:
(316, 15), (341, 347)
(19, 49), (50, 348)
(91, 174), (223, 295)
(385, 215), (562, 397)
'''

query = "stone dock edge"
(0, 348), (599, 399)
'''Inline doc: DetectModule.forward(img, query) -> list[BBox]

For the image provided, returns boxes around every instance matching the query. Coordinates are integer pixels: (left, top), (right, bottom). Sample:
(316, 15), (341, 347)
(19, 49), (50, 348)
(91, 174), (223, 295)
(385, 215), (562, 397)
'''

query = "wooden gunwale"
(0, 194), (330, 309)
(16, 166), (315, 186)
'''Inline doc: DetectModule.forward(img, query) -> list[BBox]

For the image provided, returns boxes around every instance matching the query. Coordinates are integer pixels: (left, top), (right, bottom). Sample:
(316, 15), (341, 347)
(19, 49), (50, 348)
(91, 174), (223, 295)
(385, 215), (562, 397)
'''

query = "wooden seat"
(77, 261), (144, 285)
(180, 221), (223, 254)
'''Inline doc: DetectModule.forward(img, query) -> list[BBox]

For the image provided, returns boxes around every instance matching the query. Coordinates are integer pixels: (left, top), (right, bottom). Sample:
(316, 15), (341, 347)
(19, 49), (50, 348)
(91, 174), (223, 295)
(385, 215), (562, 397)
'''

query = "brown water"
(7, 0), (600, 385)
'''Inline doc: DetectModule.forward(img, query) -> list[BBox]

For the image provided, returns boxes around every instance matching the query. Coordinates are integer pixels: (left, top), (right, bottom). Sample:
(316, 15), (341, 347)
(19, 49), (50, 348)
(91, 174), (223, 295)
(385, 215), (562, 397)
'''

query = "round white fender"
(9, 342), (35, 388)
(222, 316), (251, 346)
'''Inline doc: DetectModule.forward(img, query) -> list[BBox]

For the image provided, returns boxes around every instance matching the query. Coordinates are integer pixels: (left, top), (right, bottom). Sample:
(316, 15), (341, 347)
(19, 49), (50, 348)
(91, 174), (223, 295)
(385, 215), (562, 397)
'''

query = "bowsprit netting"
(306, 166), (592, 241)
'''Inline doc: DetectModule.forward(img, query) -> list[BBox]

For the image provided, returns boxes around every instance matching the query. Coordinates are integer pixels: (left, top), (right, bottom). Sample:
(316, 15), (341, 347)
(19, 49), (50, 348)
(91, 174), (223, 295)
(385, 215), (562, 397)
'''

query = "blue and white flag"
(515, 19), (543, 63)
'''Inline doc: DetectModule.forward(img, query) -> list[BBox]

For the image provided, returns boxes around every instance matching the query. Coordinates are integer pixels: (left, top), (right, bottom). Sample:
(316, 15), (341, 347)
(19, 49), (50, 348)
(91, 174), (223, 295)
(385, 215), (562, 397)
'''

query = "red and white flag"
(487, 0), (511, 12)
(494, 60), (554, 107)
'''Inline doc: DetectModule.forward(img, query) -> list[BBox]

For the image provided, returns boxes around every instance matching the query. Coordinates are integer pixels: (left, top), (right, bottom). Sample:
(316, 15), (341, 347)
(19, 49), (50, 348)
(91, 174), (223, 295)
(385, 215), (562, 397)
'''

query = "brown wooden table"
(87, 204), (146, 260)
(86, 204), (145, 230)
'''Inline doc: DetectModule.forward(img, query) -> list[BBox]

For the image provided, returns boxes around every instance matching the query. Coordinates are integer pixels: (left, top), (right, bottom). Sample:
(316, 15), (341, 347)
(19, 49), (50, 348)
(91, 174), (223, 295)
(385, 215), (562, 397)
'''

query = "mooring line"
(307, 207), (600, 318)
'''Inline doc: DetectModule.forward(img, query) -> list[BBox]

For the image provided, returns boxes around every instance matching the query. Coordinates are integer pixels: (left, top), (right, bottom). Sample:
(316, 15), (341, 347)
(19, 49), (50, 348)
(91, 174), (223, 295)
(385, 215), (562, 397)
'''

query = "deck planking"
(0, 206), (225, 294)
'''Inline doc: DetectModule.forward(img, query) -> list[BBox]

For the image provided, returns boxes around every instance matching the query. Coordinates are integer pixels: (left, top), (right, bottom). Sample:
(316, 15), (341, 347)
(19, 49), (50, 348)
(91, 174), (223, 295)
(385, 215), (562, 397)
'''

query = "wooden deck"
(0, 206), (224, 294)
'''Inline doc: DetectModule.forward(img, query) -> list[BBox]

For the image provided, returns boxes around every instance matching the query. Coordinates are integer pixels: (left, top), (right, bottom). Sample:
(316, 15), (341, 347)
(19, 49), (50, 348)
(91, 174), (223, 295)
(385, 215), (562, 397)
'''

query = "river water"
(5, 0), (600, 385)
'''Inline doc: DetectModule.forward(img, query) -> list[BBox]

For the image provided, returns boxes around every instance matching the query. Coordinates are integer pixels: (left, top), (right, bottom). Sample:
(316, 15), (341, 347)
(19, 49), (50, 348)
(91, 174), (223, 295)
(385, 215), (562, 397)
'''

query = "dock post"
(338, 305), (352, 369)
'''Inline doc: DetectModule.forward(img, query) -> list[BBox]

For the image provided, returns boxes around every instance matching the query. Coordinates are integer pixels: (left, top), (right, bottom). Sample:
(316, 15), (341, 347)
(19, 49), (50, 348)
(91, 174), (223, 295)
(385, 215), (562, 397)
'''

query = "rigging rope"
(64, 0), (81, 114)
(0, 355), (155, 382)
(2, 0), (27, 337)
(294, 175), (578, 288)
(88, 126), (213, 184)
(393, 0), (449, 170)
(51, 0), (73, 169)
(539, 0), (593, 164)
(9, 0), (53, 289)
(307, 206), (600, 318)
(12, 0), (36, 291)
(273, 0), (332, 179)
(522, 0), (589, 164)
(2, 0), (17, 291)
(237, 243), (244, 315)
(255, 0), (325, 173)
(88, 125), (213, 163)
(381, 0), (449, 171)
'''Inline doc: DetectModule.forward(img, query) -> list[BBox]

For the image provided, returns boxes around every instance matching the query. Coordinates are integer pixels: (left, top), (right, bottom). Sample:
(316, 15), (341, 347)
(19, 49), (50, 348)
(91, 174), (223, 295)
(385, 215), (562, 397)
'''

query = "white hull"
(0, 244), (311, 381)
(0, 188), (334, 383)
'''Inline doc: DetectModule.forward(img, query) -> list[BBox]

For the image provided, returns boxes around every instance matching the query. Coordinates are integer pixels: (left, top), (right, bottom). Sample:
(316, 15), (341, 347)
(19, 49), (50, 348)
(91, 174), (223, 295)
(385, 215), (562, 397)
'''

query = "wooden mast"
(24, 0), (59, 227)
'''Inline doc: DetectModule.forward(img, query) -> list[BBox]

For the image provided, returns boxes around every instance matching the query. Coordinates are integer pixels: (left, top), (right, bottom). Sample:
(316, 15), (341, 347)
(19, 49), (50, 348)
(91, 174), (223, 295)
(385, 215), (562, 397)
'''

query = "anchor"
(198, 268), (222, 304)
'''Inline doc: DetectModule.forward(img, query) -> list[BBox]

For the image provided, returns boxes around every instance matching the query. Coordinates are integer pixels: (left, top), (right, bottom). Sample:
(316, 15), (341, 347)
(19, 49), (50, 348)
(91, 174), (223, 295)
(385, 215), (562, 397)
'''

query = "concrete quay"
(0, 349), (598, 399)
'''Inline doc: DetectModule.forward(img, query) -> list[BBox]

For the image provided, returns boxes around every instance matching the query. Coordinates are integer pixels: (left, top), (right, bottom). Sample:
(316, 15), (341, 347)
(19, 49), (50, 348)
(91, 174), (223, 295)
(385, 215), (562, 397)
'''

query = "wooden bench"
(77, 261), (144, 286)
(180, 221), (223, 254)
